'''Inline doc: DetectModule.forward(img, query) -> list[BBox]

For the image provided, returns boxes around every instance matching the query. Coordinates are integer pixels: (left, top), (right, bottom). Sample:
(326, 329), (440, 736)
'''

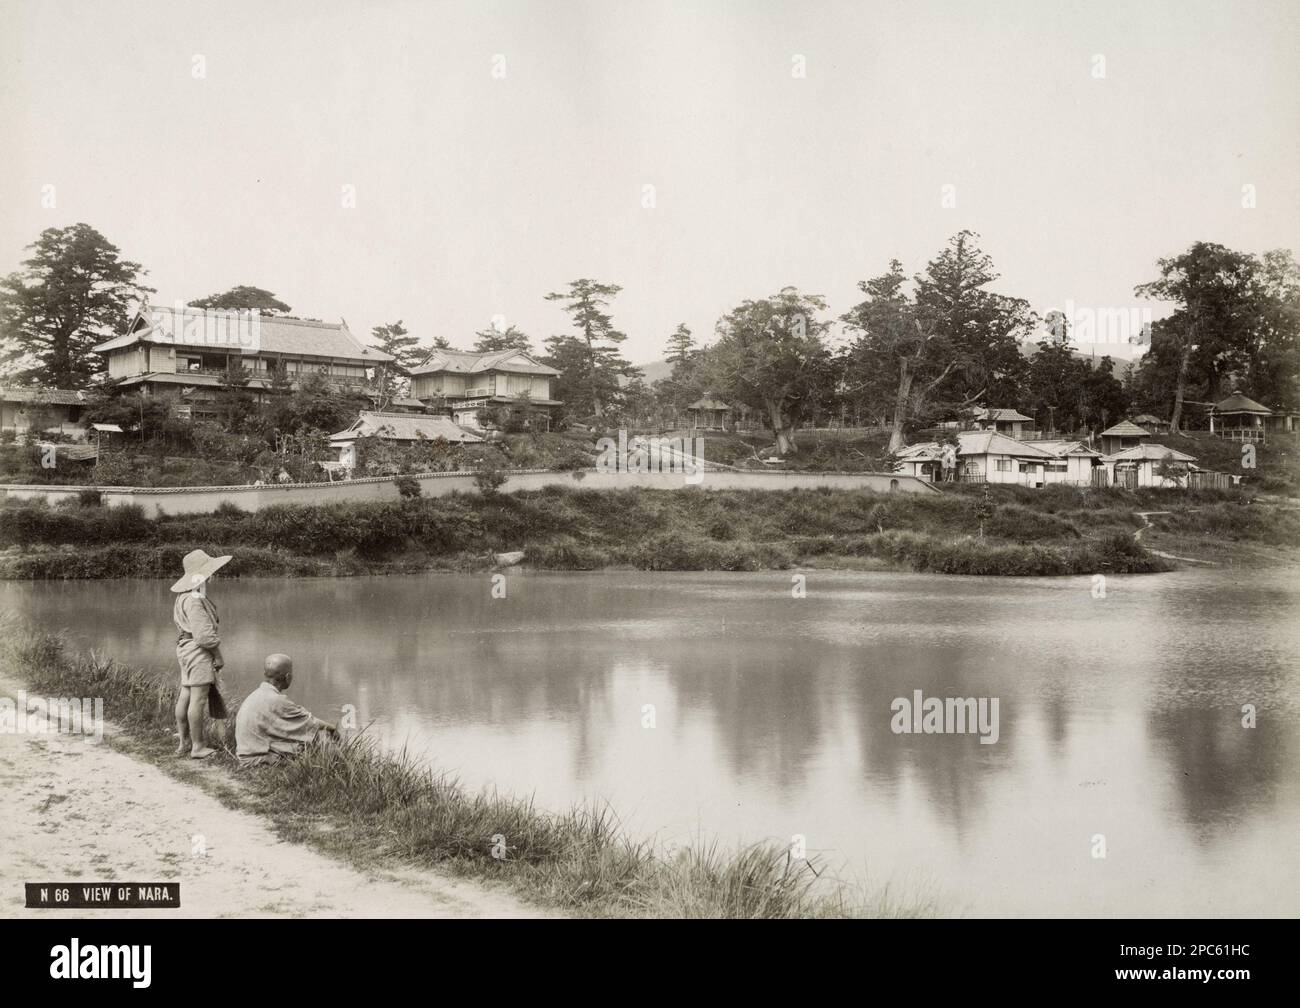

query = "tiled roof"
(974, 407), (1033, 423)
(895, 443), (942, 460)
(1099, 420), (1153, 438)
(956, 430), (1057, 457)
(366, 394), (427, 410)
(1132, 413), (1165, 425)
(330, 411), (483, 444)
(94, 306), (393, 363)
(1027, 439), (1103, 457)
(410, 348), (559, 377)
(687, 397), (732, 411)
(899, 431), (1057, 459)
(1103, 444), (1197, 463)
(1214, 391), (1272, 414)
(0, 387), (87, 405)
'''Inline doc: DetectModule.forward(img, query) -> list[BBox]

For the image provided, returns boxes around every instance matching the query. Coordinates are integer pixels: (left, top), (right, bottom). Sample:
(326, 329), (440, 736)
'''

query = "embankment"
(0, 484), (1229, 579)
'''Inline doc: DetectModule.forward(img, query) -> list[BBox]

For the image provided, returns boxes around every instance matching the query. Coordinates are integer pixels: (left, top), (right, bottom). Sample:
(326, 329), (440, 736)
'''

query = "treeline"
(2, 225), (1297, 459)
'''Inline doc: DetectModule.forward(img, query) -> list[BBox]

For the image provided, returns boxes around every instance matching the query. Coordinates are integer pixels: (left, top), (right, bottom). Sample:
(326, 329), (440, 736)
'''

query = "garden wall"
(0, 468), (936, 515)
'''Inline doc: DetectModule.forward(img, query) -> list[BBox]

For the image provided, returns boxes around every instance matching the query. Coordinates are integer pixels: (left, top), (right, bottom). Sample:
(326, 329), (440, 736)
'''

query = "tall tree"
(664, 323), (696, 368)
(0, 223), (153, 387)
(543, 279), (634, 420)
(473, 323), (532, 354)
(651, 324), (708, 420)
(1134, 242), (1261, 433)
(1081, 355), (1129, 432)
(914, 230), (1034, 406)
(370, 320), (420, 406)
(189, 286), (291, 315)
(1246, 248), (1300, 411)
(371, 320), (420, 369)
(842, 260), (969, 451)
(711, 287), (835, 455)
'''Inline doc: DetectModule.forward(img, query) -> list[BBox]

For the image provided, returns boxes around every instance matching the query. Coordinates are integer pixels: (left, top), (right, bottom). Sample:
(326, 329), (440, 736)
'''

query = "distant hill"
(1020, 340), (1144, 381)
(634, 359), (674, 384)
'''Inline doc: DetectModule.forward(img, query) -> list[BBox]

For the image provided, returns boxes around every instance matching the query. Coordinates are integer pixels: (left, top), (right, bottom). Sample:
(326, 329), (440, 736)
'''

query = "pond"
(4, 566), (1297, 916)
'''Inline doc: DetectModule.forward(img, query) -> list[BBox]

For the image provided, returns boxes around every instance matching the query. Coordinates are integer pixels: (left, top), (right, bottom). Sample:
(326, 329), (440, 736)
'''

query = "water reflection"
(3, 566), (1297, 916)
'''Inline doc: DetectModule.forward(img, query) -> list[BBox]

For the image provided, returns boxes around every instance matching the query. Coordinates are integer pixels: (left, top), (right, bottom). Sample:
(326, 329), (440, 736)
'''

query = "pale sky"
(2, 0), (1297, 365)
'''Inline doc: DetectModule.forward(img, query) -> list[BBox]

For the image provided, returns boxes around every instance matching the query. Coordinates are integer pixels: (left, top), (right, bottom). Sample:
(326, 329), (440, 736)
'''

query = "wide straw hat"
(170, 549), (233, 593)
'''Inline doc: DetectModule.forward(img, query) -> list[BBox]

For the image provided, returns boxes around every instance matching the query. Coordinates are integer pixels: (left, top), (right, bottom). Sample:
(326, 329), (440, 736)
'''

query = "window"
(1018, 462), (1035, 473)
(1045, 461), (1068, 472)
(995, 459), (1011, 472)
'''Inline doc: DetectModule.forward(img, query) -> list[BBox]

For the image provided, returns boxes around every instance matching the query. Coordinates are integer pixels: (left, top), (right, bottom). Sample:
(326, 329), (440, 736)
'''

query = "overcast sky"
(2, 0), (1297, 365)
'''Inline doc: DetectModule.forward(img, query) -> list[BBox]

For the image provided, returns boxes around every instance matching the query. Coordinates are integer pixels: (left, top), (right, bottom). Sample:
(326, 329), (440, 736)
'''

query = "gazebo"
(683, 397), (732, 431)
(1210, 391), (1272, 444)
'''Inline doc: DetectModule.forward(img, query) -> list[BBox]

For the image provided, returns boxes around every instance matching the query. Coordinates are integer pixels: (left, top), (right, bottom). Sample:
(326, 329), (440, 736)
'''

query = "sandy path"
(0, 678), (551, 919)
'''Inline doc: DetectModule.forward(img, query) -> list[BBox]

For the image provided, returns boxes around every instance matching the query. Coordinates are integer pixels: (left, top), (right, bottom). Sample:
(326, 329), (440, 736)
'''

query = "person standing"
(170, 548), (232, 759)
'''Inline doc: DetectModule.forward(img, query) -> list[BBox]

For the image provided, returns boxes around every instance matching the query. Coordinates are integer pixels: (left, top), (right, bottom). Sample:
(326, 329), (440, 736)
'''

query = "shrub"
(985, 505), (1080, 542)
(473, 468), (508, 495)
(77, 488), (103, 507)
(525, 536), (610, 570)
(394, 475), (422, 499)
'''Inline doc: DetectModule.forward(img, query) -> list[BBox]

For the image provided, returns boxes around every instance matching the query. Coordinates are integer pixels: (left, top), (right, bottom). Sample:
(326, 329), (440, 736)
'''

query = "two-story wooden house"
(93, 305), (393, 417)
(409, 349), (561, 430)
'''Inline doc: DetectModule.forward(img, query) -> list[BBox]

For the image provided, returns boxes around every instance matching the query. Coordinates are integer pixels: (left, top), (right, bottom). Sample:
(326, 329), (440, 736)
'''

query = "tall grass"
(0, 618), (932, 918)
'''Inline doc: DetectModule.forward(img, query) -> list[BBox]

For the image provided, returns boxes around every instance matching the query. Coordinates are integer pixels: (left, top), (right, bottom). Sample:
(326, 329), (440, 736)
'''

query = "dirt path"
(1133, 510), (1217, 565)
(0, 678), (551, 919)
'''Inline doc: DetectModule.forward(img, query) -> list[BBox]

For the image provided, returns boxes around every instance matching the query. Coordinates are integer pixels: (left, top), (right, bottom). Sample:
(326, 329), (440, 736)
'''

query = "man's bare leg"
(174, 686), (191, 755)
(188, 684), (215, 758)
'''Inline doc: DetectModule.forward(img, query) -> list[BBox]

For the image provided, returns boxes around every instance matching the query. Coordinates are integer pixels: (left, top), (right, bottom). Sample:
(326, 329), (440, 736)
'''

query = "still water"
(3, 568), (1298, 917)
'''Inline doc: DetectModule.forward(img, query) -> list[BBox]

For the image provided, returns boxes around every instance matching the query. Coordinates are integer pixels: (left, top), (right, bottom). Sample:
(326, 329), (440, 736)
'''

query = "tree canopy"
(710, 287), (836, 455)
(189, 286), (291, 315)
(0, 223), (153, 387)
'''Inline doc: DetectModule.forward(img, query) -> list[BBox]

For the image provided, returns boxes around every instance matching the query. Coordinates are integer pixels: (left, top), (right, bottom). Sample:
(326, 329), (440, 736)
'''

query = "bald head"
(264, 653), (293, 689)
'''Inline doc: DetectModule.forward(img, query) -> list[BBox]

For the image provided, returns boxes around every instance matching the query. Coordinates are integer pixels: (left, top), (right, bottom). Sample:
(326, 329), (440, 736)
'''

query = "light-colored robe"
(174, 591), (223, 687)
(235, 681), (326, 767)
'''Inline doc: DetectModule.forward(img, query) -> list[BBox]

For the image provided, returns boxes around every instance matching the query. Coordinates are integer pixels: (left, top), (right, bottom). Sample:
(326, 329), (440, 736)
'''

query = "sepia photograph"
(0, 0), (1295, 970)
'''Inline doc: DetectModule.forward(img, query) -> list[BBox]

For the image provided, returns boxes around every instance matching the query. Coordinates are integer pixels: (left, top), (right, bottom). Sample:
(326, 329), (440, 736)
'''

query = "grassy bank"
(2, 483), (1287, 580)
(0, 620), (932, 918)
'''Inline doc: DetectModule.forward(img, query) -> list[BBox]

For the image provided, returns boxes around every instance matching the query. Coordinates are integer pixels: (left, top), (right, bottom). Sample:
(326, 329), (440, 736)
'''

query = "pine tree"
(664, 323), (695, 368)
(543, 279), (634, 420)
(189, 286), (290, 315)
(370, 320), (420, 405)
(0, 223), (153, 387)
(473, 324), (532, 354)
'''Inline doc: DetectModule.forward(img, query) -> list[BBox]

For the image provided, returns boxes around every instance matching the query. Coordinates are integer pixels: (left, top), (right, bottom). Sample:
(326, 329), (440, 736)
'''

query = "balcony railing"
(1213, 428), (1265, 444)
(182, 367), (371, 391)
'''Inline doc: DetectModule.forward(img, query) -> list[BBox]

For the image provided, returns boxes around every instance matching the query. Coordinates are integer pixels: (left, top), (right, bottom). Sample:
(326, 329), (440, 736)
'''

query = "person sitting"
(235, 653), (338, 768)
